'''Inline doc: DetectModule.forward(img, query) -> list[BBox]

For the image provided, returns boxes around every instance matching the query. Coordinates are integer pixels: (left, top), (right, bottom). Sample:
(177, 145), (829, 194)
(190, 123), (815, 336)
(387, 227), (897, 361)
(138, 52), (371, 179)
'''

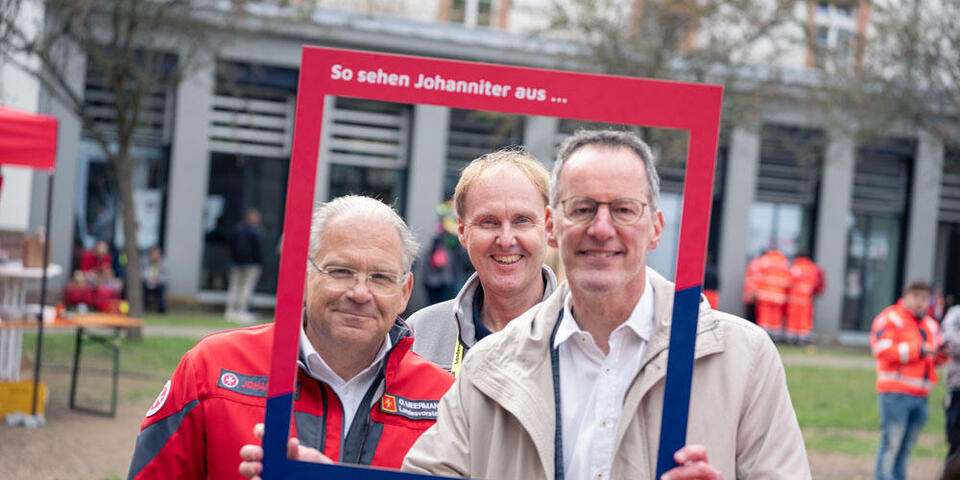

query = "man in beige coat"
(402, 130), (810, 479)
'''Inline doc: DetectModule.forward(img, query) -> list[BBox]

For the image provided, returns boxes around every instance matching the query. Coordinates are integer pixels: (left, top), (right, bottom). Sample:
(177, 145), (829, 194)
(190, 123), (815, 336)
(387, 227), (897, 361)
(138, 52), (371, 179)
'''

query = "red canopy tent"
(0, 105), (58, 169)
(0, 105), (59, 419)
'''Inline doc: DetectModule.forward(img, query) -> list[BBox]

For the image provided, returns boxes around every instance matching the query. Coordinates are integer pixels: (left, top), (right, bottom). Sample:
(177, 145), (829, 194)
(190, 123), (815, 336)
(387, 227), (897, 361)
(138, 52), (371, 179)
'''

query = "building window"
(324, 97), (412, 214)
(200, 61), (299, 295)
(77, 141), (170, 253)
(201, 153), (289, 294)
(841, 139), (914, 331)
(747, 126), (824, 260)
(810, 1), (858, 70)
(445, 109), (524, 201)
(449, 0), (493, 28)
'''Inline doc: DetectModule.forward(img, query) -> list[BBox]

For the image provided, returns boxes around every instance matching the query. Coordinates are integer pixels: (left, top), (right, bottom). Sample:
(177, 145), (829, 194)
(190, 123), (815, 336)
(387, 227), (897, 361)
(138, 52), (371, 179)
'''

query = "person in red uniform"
(871, 280), (948, 480)
(70, 240), (122, 312)
(785, 252), (824, 344)
(79, 240), (114, 276)
(754, 249), (791, 339)
(126, 196), (454, 479)
(741, 254), (763, 324)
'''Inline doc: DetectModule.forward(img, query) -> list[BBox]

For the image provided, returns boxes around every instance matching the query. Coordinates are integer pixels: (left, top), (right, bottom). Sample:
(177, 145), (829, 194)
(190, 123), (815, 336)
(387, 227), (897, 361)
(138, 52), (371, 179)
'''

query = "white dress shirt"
(299, 325), (391, 434)
(553, 277), (655, 480)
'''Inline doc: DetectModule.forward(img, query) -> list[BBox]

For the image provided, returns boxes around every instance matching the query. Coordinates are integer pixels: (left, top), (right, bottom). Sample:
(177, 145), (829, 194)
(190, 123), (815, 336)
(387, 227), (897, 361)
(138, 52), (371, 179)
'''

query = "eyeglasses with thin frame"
(559, 197), (648, 226)
(308, 258), (408, 297)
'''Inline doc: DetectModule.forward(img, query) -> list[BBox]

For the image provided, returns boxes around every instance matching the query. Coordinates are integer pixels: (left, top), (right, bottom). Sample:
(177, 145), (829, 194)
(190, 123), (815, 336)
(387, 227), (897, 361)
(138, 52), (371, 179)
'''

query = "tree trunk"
(111, 148), (144, 339)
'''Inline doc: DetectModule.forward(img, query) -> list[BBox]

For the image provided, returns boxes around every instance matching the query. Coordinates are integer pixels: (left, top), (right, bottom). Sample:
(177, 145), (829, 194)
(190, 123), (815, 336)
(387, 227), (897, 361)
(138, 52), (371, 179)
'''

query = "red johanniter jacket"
(870, 300), (947, 397)
(126, 320), (454, 479)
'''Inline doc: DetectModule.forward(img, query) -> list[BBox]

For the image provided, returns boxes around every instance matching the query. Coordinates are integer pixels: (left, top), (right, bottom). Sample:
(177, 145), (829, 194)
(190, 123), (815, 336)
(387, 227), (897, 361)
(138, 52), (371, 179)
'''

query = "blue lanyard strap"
(549, 310), (564, 480)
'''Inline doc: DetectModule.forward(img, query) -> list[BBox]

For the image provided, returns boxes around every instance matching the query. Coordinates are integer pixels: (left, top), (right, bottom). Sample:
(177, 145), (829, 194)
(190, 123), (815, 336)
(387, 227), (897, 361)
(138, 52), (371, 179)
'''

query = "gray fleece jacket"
(406, 265), (557, 371)
(942, 305), (960, 390)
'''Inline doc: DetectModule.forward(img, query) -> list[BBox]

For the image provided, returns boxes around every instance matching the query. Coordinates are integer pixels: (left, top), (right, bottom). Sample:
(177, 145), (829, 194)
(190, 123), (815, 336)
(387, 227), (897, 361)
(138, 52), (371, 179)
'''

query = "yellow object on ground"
(0, 380), (46, 417)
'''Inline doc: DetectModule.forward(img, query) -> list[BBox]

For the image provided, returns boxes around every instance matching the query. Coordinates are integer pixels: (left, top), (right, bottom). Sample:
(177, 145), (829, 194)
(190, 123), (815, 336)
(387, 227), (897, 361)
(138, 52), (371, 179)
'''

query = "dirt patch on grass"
(0, 370), (156, 480)
(809, 450), (943, 479)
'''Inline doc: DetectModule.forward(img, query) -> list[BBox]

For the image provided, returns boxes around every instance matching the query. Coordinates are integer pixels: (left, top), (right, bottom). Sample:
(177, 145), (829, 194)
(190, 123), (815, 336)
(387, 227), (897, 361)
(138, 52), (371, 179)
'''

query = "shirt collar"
(553, 275), (655, 349)
(299, 322), (392, 384)
(473, 287), (494, 341)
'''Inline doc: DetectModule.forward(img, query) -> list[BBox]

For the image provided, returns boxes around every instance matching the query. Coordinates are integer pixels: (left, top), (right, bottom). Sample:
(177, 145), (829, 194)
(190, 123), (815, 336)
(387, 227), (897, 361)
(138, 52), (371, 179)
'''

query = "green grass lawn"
(786, 359), (948, 459)
(21, 330), (199, 404)
(779, 344), (874, 358)
(22, 333), (197, 377)
(141, 312), (240, 328)
(19, 312), (264, 405)
(18, 313), (953, 461)
(22, 311), (263, 378)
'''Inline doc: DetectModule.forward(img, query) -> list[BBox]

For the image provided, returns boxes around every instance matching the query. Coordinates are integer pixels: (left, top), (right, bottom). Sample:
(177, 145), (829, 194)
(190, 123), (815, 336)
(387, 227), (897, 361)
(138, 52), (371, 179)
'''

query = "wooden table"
(1, 313), (143, 417)
(0, 262), (62, 320)
(0, 262), (61, 381)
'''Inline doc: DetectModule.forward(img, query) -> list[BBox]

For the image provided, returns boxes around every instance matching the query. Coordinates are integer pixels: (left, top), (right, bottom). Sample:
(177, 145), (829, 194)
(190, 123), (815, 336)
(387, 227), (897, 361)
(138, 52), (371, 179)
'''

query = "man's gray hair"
(550, 129), (660, 212)
(309, 195), (419, 273)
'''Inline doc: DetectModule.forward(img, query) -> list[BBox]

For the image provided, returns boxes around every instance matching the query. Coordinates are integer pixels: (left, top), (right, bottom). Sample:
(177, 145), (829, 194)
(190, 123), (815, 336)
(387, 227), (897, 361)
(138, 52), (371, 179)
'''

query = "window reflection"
(747, 201), (812, 260)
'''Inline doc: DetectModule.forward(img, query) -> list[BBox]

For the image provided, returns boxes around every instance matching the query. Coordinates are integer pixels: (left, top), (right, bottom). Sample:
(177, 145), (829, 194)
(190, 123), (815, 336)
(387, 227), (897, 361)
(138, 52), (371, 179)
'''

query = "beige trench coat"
(402, 268), (810, 479)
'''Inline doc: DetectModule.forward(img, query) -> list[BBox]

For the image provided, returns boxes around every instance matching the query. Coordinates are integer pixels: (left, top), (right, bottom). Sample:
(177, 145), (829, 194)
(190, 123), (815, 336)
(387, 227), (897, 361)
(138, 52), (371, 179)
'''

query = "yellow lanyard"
(450, 337), (466, 378)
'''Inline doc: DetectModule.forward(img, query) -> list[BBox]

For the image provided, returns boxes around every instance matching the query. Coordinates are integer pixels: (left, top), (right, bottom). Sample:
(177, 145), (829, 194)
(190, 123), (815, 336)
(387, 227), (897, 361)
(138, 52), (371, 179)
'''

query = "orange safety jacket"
(787, 257), (823, 305)
(742, 256), (763, 304)
(756, 250), (791, 304)
(870, 301), (947, 397)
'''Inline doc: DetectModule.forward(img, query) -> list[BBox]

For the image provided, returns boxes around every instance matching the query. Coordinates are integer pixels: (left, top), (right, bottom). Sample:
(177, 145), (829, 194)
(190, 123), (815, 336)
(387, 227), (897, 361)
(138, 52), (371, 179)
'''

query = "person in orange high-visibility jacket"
(786, 254), (824, 343)
(870, 280), (948, 480)
(754, 249), (791, 338)
(741, 255), (763, 323)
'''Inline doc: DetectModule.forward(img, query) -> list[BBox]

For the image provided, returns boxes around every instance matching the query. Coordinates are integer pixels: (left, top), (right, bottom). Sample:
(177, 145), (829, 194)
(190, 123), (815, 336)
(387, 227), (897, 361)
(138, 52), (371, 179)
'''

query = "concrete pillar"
(903, 130), (944, 284)
(814, 133), (855, 337)
(405, 105), (451, 310)
(313, 97), (335, 206)
(717, 123), (760, 315)
(164, 58), (215, 297)
(523, 116), (559, 168)
(32, 46), (86, 289)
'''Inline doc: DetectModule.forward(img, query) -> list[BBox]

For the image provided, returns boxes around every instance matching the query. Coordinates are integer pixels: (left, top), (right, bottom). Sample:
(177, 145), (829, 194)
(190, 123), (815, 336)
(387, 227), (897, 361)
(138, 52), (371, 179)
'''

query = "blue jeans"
(875, 392), (928, 480)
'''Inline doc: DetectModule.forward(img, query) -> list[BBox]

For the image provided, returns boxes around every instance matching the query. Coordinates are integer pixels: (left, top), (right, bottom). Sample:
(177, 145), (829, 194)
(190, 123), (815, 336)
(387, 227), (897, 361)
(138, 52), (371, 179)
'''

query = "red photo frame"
(263, 46), (723, 479)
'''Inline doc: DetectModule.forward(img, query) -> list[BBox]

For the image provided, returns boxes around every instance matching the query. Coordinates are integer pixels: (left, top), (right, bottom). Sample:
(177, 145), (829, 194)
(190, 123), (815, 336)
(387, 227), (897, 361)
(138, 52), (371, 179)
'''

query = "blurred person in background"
(741, 254), (762, 324)
(225, 208), (263, 323)
(141, 246), (168, 313)
(754, 248), (791, 340)
(422, 201), (463, 305)
(785, 251), (824, 344)
(941, 296), (960, 466)
(871, 280), (948, 480)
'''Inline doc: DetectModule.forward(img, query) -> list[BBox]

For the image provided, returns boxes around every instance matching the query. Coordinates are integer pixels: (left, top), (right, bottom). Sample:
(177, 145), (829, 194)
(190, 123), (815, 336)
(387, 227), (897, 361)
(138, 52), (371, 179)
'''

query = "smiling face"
(305, 213), (412, 355)
(547, 145), (664, 299)
(458, 166), (548, 299)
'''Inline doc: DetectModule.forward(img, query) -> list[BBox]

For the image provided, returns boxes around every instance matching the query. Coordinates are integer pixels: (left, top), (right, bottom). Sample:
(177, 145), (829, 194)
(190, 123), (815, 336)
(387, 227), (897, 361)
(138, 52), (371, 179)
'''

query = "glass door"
(201, 153), (289, 294)
(841, 214), (904, 331)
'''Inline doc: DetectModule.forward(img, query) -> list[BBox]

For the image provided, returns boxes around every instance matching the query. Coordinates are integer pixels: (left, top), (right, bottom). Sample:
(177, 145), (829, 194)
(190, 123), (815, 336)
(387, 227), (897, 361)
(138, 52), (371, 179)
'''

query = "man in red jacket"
(127, 196), (454, 479)
(871, 280), (948, 480)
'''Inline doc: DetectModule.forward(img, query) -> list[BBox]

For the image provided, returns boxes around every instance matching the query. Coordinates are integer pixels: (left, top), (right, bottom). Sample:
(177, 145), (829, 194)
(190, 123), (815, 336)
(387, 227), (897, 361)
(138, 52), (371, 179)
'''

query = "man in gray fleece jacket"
(942, 301), (960, 460)
(407, 149), (558, 374)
